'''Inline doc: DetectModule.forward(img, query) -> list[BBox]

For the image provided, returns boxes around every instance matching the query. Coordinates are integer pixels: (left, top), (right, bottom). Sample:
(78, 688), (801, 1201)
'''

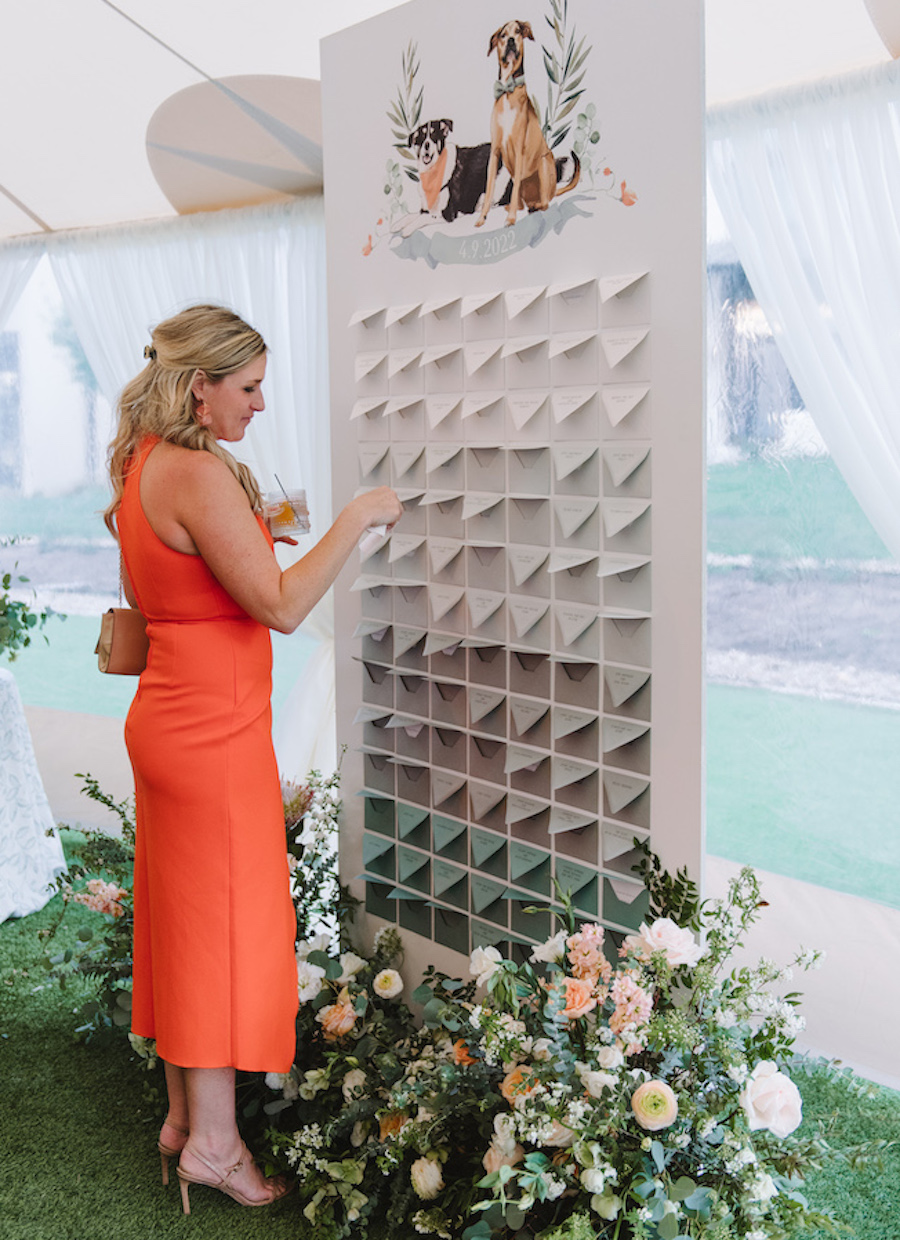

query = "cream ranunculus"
(740, 1061), (803, 1139)
(470, 944), (503, 987)
(632, 918), (704, 968)
(410, 1156), (444, 1200)
(631, 1080), (679, 1131)
(372, 967), (404, 999)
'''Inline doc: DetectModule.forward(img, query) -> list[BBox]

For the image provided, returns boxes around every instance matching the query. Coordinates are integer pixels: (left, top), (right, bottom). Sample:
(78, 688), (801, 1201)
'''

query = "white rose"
(373, 968), (404, 999)
(410, 1156), (444, 1200)
(529, 929), (567, 965)
(342, 1067), (366, 1102)
(635, 918), (705, 968)
(470, 945), (503, 987)
(595, 1044), (625, 1069)
(581, 1168), (609, 1193)
(532, 1037), (553, 1062)
(740, 1061), (802, 1138)
(296, 959), (326, 1003)
(337, 951), (367, 984)
(296, 931), (331, 961)
(580, 1069), (617, 1099)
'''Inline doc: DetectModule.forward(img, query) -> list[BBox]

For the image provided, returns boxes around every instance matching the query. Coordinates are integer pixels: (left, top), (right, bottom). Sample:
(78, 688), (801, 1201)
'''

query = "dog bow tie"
(493, 75), (526, 98)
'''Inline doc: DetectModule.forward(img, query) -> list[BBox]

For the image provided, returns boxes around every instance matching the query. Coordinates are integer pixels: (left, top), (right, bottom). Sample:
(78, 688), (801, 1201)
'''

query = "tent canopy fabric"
(0, 0), (889, 243)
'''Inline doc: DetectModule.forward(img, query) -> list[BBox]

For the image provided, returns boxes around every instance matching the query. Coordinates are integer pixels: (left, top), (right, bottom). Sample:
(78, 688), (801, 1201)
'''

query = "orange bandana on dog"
(419, 147), (448, 211)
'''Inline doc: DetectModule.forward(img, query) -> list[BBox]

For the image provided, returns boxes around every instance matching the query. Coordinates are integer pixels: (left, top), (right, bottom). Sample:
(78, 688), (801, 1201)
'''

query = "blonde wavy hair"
(104, 304), (267, 538)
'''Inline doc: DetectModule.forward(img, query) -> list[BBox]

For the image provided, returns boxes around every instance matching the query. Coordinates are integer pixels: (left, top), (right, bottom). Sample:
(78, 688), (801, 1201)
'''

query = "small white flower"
(728, 1062), (749, 1084)
(296, 931), (331, 961)
(470, 945), (502, 987)
(337, 951), (367, 984)
(714, 1007), (738, 1029)
(373, 968), (404, 999)
(748, 1172), (778, 1202)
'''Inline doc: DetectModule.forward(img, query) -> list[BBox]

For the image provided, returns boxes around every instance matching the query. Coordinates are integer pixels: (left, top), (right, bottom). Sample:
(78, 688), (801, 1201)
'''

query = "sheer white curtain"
(708, 60), (900, 560)
(0, 237), (42, 329)
(47, 197), (336, 777)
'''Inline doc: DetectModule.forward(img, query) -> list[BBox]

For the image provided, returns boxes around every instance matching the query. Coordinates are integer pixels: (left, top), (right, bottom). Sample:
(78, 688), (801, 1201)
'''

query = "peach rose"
(631, 1080), (678, 1131)
(500, 1065), (537, 1104)
(483, 1136), (525, 1174)
(452, 1038), (477, 1066)
(559, 976), (598, 1020)
(740, 1061), (802, 1139)
(316, 989), (358, 1041)
(627, 917), (704, 968)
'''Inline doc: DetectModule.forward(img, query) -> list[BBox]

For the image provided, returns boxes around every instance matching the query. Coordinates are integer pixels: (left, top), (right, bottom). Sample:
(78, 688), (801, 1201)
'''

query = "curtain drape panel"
(0, 238), (42, 331)
(45, 197), (335, 777)
(708, 60), (900, 561)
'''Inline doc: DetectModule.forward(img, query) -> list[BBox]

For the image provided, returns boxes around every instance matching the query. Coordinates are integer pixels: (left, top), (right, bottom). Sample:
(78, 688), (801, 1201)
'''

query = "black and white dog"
(395, 119), (511, 236)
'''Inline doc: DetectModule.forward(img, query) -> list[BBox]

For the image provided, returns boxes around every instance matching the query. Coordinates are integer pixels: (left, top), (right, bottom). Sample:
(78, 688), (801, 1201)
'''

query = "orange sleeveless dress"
(119, 437), (298, 1071)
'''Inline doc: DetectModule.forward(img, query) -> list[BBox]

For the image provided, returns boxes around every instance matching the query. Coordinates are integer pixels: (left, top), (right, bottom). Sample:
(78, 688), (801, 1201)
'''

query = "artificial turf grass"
(0, 898), (306, 1240)
(2, 900), (899, 1240)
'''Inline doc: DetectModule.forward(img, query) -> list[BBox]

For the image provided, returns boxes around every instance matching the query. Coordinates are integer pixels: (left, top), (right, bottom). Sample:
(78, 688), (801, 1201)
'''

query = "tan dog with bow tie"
(475, 18), (580, 228)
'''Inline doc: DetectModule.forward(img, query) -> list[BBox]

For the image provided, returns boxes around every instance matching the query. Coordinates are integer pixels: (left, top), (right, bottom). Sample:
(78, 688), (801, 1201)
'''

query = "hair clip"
(143, 345), (157, 360)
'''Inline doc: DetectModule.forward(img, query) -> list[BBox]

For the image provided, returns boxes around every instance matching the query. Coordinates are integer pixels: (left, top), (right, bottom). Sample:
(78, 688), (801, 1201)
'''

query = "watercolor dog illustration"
(396, 119), (512, 236)
(476, 18), (581, 228)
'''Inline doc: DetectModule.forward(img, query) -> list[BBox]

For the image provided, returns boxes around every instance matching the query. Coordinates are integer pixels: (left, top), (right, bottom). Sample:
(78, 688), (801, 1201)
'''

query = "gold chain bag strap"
(95, 556), (149, 675)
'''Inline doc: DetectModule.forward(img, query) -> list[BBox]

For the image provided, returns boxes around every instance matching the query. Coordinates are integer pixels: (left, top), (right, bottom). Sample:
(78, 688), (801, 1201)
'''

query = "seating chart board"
(322, 0), (705, 973)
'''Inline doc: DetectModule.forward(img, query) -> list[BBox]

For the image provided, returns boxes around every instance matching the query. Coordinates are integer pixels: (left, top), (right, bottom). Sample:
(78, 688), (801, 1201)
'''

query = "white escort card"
(554, 497), (599, 539)
(552, 442), (597, 481)
(504, 744), (547, 775)
(603, 820), (648, 862)
(420, 294), (460, 318)
(604, 666), (650, 707)
(469, 688), (506, 725)
(507, 390), (548, 431)
(392, 626), (426, 658)
(467, 589), (505, 628)
(384, 395), (423, 417)
(552, 705), (598, 740)
(419, 343), (462, 368)
(601, 383), (651, 426)
(548, 276), (595, 299)
(352, 619), (391, 640)
(552, 755), (597, 790)
(469, 782), (507, 820)
(506, 792), (550, 824)
(602, 717), (650, 753)
(385, 303), (419, 326)
(547, 548), (597, 575)
(548, 806), (596, 835)
(423, 632), (462, 657)
(425, 394), (462, 428)
(600, 326), (649, 369)
(509, 697), (550, 736)
(505, 286), (547, 318)
(353, 703), (392, 724)
(460, 291), (501, 318)
(603, 441), (651, 486)
(429, 584), (466, 622)
(596, 553), (651, 579)
(508, 597), (550, 639)
(501, 334), (548, 359)
(602, 498), (651, 538)
(551, 387), (597, 424)
(462, 492), (503, 521)
(463, 339), (504, 375)
(555, 602), (599, 647)
(603, 770), (650, 815)
(387, 533), (426, 563)
(431, 769), (467, 805)
(599, 270), (648, 303)
(351, 397), (387, 420)
(354, 350), (387, 381)
(358, 443), (390, 476)
(390, 444), (425, 477)
(428, 538), (464, 574)
(548, 329), (596, 359)
(348, 306), (384, 327)
(463, 392), (503, 419)
(508, 545), (549, 587)
(425, 443), (463, 472)
(388, 347), (423, 377)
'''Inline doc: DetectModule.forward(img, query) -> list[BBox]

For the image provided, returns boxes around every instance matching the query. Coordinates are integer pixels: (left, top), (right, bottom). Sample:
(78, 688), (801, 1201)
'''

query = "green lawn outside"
(707, 457), (891, 563)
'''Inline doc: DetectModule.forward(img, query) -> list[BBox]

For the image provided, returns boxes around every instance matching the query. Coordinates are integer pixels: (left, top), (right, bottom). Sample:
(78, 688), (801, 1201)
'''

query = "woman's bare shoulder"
(149, 441), (236, 490)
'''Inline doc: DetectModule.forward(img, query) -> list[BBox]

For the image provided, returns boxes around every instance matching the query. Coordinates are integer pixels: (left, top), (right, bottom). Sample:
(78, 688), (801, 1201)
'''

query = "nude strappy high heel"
(176, 1141), (291, 1214)
(157, 1120), (189, 1186)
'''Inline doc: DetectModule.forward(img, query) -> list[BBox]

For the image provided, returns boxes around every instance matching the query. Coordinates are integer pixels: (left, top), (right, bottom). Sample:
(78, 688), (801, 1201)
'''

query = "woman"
(106, 304), (402, 1212)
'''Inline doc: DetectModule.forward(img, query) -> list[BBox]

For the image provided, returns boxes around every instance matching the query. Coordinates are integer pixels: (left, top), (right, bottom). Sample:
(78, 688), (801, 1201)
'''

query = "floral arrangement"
(257, 843), (887, 1240)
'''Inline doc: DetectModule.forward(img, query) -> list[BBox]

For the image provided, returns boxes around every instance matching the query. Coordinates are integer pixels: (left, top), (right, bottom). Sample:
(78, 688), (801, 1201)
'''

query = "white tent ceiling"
(0, 0), (892, 242)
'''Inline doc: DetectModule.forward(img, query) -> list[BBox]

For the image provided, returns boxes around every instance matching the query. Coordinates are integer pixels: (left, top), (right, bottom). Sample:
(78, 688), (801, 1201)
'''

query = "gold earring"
(196, 401), (209, 424)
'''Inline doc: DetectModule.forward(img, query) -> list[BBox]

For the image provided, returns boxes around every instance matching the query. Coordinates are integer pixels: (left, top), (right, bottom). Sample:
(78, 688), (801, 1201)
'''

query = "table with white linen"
(0, 668), (66, 921)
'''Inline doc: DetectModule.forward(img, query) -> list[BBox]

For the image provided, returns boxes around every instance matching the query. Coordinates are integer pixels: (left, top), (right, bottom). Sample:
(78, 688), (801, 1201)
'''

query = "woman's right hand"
(348, 486), (404, 533)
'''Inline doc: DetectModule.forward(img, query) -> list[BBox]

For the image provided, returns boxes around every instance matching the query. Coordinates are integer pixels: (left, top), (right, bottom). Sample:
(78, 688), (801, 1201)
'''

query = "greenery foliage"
(0, 563), (54, 660)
